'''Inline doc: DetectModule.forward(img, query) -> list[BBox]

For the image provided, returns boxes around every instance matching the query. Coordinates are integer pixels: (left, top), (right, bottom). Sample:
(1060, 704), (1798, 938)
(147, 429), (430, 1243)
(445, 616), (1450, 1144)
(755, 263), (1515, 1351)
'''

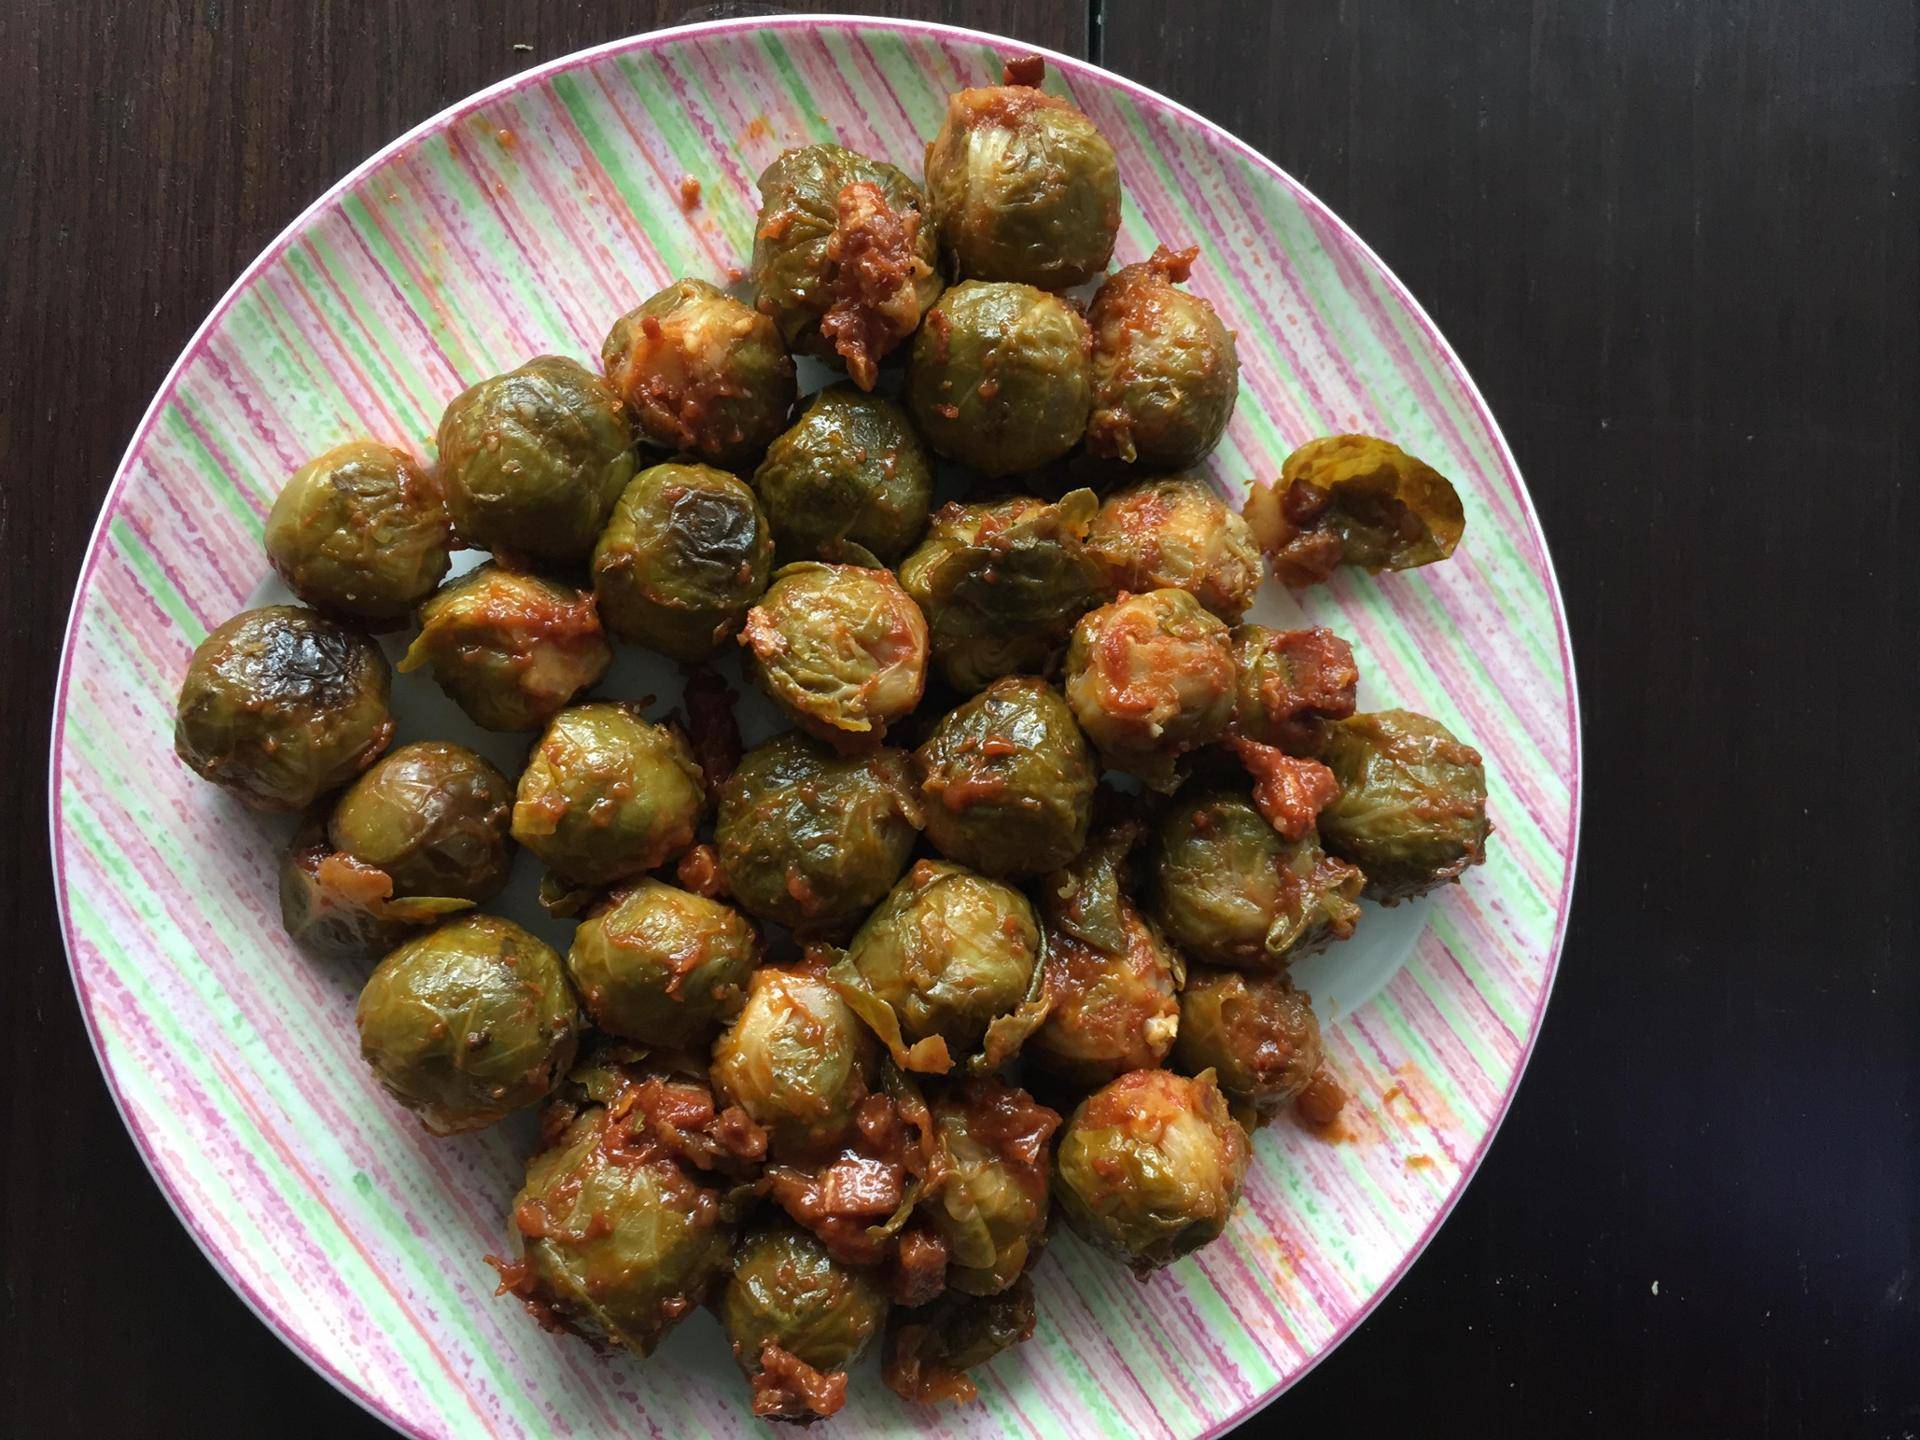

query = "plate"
(48, 16), (1580, 1439)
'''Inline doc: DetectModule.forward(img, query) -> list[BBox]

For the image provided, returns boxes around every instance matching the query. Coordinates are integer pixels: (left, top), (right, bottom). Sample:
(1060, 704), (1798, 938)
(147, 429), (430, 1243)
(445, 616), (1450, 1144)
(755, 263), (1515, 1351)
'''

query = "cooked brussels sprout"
(1085, 247), (1239, 469)
(1146, 788), (1364, 969)
(923, 57), (1120, 289)
(1173, 968), (1325, 1112)
(566, 880), (758, 1048)
(500, 1094), (735, 1357)
(914, 676), (1095, 877)
(175, 604), (393, 811)
(278, 819), (423, 962)
(715, 734), (920, 935)
(592, 462), (773, 660)
(437, 355), (635, 564)
(355, 914), (580, 1135)
(922, 1078), (1059, 1295)
(898, 489), (1109, 693)
(1063, 588), (1236, 790)
(752, 385), (933, 565)
(1028, 825), (1183, 1087)
(1317, 709), (1491, 902)
(1086, 475), (1262, 622)
(883, 1274), (1036, 1405)
(328, 741), (514, 904)
(721, 1221), (888, 1422)
(740, 563), (928, 748)
(711, 962), (877, 1159)
(1052, 1067), (1249, 1274)
(1230, 624), (1358, 754)
(1243, 434), (1466, 588)
(511, 703), (705, 888)
(602, 277), (795, 469)
(906, 281), (1091, 476)
(835, 860), (1047, 1075)
(751, 144), (943, 389)
(264, 441), (450, 627)
(550, 1038), (770, 1177)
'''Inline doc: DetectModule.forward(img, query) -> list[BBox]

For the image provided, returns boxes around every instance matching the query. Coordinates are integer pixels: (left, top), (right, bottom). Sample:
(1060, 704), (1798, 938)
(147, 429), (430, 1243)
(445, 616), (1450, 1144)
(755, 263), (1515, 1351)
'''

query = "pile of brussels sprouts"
(173, 55), (1488, 1421)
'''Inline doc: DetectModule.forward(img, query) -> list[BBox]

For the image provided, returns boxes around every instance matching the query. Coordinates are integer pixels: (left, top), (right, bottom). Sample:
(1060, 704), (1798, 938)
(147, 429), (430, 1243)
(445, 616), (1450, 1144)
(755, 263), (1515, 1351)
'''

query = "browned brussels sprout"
(923, 56), (1120, 289)
(1173, 967), (1326, 1113)
(1229, 624), (1358, 754)
(566, 880), (759, 1048)
(398, 563), (611, 733)
(1146, 787), (1364, 969)
(602, 278), (795, 470)
(914, 676), (1095, 878)
(752, 385), (934, 566)
(898, 489), (1109, 693)
(510, 702), (705, 888)
(1317, 709), (1491, 902)
(1086, 475), (1262, 622)
(437, 355), (635, 565)
(1051, 1067), (1249, 1274)
(751, 144), (943, 390)
(355, 914), (580, 1135)
(591, 462), (773, 661)
(711, 961), (877, 1160)
(906, 281), (1091, 476)
(721, 1221), (889, 1422)
(1085, 247), (1239, 469)
(740, 563), (928, 748)
(715, 733), (921, 935)
(834, 860), (1048, 1076)
(264, 441), (450, 628)
(921, 1078), (1059, 1295)
(1063, 588), (1236, 790)
(175, 604), (392, 811)
(882, 1274), (1036, 1405)
(1243, 434), (1466, 588)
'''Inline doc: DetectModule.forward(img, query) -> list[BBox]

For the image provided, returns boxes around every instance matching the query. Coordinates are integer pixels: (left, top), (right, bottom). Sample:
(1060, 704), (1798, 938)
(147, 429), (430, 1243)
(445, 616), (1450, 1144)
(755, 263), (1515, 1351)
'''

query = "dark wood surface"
(3, 2), (1914, 1435)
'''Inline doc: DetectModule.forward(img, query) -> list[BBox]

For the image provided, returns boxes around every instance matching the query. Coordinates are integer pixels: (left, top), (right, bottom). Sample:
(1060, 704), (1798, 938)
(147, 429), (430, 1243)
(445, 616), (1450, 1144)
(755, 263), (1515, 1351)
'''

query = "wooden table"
(3, 3), (1914, 1435)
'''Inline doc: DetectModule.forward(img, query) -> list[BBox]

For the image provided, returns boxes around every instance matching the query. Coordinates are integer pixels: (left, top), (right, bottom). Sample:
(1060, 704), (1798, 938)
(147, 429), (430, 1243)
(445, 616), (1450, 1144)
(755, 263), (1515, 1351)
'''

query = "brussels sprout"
(1173, 968), (1325, 1112)
(741, 563), (929, 747)
(751, 144), (944, 389)
(1146, 788), (1364, 969)
(278, 820), (425, 962)
(835, 860), (1048, 1075)
(592, 462), (773, 660)
(500, 1097), (735, 1357)
(906, 281), (1091, 476)
(914, 676), (1095, 877)
(602, 278), (795, 469)
(399, 563), (612, 733)
(1063, 588), (1236, 790)
(1028, 825), (1183, 1087)
(721, 1222), (889, 1422)
(566, 880), (758, 1048)
(437, 355), (635, 564)
(1087, 476), (1262, 622)
(921, 1079), (1059, 1295)
(752, 385), (934, 565)
(1052, 1067), (1249, 1274)
(1243, 434), (1466, 588)
(923, 57), (1120, 289)
(329, 741), (514, 902)
(716, 734), (921, 935)
(355, 914), (580, 1135)
(511, 703), (705, 888)
(263, 441), (451, 627)
(551, 1038), (770, 1178)
(882, 1274), (1037, 1405)
(1230, 624), (1358, 754)
(1085, 247), (1239, 469)
(1317, 709), (1491, 902)
(175, 604), (393, 811)
(898, 489), (1109, 693)
(711, 962), (877, 1159)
